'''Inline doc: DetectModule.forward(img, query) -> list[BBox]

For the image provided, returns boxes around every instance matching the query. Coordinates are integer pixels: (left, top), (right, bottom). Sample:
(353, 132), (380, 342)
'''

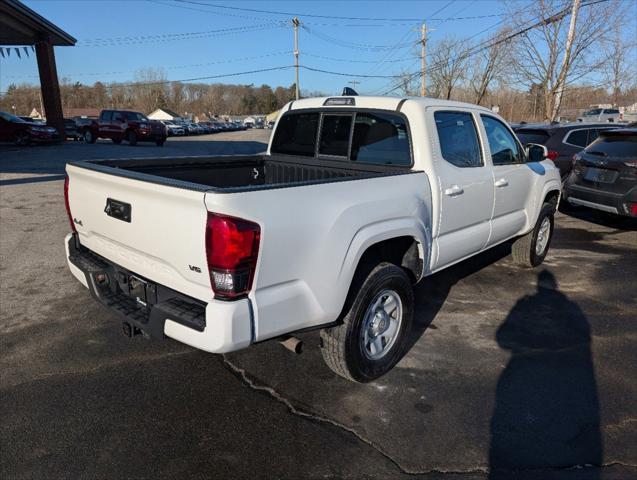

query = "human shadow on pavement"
(488, 270), (602, 479)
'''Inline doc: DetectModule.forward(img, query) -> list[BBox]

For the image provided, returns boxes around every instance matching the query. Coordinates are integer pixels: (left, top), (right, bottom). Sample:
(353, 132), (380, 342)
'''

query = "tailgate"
(66, 164), (212, 302)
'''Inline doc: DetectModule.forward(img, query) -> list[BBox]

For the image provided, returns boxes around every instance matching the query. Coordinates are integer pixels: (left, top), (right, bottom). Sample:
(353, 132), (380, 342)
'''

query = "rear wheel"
(155, 136), (166, 146)
(320, 263), (414, 382)
(127, 130), (137, 146)
(511, 202), (555, 268)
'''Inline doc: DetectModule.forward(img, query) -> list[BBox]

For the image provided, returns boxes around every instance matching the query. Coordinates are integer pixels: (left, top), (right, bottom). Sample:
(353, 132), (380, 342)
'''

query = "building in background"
(148, 108), (184, 123)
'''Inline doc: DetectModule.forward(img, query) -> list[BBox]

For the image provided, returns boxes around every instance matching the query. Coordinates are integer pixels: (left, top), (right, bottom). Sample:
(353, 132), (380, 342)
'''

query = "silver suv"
(578, 108), (621, 123)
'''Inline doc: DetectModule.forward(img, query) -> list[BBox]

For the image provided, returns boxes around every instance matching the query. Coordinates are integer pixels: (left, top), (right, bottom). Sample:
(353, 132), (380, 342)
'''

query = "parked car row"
(159, 119), (247, 136)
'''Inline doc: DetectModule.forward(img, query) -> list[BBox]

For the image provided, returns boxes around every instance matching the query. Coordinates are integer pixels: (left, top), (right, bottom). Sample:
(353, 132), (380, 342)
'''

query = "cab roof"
(287, 95), (494, 113)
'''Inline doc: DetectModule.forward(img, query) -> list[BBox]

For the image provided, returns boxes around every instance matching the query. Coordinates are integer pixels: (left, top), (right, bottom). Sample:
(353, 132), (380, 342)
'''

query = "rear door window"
(271, 112), (319, 157)
(434, 111), (482, 168)
(319, 114), (353, 157)
(351, 112), (411, 165)
(100, 111), (112, 121)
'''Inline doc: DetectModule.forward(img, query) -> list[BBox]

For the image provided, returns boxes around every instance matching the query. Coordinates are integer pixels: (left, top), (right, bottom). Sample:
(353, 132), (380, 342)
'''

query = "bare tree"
(469, 28), (512, 105)
(510, 0), (621, 121)
(602, 25), (637, 106)
(132, 68), (169, 114)
(429, 36), (468, 100)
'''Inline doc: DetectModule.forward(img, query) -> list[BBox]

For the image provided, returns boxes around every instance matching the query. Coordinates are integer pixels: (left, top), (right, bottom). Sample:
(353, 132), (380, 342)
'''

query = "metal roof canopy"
(0, 0), (76, 46)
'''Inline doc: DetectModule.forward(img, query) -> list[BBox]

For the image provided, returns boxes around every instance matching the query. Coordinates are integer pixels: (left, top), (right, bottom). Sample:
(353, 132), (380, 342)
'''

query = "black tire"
(14, 131), (30, 146)
(511, 202), (555, 268)
(112, 137), (122, 145)
(83, 129), (96, 144)
(320, 262), (414, 383)
(155, 136), (166, 146)
(127, 130), (137, 146)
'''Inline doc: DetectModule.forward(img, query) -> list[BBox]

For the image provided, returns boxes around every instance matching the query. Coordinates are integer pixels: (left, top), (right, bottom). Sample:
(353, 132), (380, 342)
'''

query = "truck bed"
(73, 154), (414, 193)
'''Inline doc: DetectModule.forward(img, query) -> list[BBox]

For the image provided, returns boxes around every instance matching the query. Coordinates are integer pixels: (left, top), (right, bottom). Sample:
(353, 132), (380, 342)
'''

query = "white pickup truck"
(64, 95), (561, 382)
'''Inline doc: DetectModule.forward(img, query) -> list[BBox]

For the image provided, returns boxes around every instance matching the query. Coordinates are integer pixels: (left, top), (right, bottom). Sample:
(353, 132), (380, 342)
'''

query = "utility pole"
(348, 80), (360, 91)
(551, 0), (581, 121)
(420, 22), (428, 97)
(293, 17), (300, 100)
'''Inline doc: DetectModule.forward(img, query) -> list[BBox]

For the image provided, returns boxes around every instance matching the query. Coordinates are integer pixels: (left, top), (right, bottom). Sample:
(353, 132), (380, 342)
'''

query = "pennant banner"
(0, 46), (34, 59)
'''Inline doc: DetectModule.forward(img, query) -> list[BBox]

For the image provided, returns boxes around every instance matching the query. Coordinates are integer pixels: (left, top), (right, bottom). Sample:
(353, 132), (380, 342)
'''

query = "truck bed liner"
(72, 155), (416, 193)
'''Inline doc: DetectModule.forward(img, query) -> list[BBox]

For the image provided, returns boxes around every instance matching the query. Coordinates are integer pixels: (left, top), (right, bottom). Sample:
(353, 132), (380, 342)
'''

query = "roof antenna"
(342, 87), (358, 96)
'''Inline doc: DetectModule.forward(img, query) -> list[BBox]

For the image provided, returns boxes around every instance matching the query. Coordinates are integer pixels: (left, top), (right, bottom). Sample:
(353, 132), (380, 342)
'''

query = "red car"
(0, 111), (60, 145)
(83, 110), (167, 146)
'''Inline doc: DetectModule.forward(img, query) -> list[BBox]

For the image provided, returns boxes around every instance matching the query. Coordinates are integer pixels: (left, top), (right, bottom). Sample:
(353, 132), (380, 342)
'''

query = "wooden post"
(35, 39), (65, 141)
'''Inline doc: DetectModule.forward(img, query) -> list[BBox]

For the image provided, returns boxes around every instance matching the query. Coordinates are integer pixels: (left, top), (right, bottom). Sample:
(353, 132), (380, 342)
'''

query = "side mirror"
(525, 143), (548, 163)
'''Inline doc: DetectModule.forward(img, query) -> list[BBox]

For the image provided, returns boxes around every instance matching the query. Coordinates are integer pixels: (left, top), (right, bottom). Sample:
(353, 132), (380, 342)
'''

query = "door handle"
(495, 178), (509, 188)
(444, 185), (464, 196)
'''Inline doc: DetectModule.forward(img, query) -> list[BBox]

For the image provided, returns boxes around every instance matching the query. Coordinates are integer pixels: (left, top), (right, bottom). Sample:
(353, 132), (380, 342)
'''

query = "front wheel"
(83, 130), (96, 144)
(14, 131), (30, 146)
(320, 263), (414, 382)
(511, 202), (555, 268)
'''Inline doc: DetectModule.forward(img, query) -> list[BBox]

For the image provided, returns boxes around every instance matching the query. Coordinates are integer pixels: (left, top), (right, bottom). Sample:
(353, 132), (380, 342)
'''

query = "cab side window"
(480, 115), (523, 165)
(434, 111), (482, 168)
(100, 111), (112, 121)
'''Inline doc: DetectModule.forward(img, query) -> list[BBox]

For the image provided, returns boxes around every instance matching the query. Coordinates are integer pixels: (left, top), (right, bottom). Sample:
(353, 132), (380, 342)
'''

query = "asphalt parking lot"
(1, 133), (636, 479)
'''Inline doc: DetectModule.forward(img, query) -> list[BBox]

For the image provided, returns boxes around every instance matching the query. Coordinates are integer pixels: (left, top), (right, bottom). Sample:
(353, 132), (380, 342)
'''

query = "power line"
(170, 0), (510, 22)
(78, 23), (285, 46)
(2, 51), (294, 79)
(301, 26), (416, 51)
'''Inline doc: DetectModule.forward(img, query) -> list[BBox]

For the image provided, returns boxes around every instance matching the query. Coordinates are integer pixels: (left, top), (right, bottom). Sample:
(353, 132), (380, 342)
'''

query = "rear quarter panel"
(205, 172), (432, 341)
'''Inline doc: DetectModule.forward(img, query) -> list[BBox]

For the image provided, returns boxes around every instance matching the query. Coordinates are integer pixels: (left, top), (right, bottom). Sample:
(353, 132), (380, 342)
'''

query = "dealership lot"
(1, 133), (636, 479)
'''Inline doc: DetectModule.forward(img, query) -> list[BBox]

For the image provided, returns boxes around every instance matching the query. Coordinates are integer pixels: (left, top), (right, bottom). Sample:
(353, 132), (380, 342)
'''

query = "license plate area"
(117, 272), (157, 307)
(584, 167), (617, 183)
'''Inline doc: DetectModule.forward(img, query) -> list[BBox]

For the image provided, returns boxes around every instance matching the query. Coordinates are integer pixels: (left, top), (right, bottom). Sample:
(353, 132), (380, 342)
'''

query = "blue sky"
(1, 0), (636, 96)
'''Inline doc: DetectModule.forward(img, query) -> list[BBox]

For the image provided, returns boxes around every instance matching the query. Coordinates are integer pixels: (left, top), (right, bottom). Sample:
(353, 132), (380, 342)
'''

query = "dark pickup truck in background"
(83, 109), (167, 146)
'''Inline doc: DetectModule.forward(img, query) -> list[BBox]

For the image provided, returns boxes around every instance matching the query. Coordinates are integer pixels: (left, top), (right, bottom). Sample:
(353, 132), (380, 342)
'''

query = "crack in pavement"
(221, 354), (489, 477)
(221, 355), (637, 477)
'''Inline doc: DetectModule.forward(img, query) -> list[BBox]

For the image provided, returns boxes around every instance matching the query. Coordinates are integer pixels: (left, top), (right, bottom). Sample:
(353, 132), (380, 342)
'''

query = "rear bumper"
(64, 233), (252, 353)
(564, 183), (636, 217)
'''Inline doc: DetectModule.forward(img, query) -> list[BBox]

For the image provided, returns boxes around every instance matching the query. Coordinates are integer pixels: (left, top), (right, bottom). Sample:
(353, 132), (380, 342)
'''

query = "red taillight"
(64, 176), (76, 233)
(205, 212), (260, 299)
(547, 150), (559, 161)
(629, 203), (637, 217)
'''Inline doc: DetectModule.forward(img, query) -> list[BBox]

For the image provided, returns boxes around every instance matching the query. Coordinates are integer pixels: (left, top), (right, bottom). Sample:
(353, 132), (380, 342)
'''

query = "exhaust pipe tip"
(279, 335), (303, 354)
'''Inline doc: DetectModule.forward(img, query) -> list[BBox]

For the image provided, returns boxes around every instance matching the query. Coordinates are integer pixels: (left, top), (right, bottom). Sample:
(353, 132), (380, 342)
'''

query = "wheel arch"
(339, 219), (431, 289)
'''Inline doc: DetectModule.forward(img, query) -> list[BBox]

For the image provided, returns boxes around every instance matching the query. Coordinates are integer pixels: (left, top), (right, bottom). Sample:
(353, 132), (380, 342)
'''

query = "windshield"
(583, 109), (602, 116)
(0, 111), (27, 123)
